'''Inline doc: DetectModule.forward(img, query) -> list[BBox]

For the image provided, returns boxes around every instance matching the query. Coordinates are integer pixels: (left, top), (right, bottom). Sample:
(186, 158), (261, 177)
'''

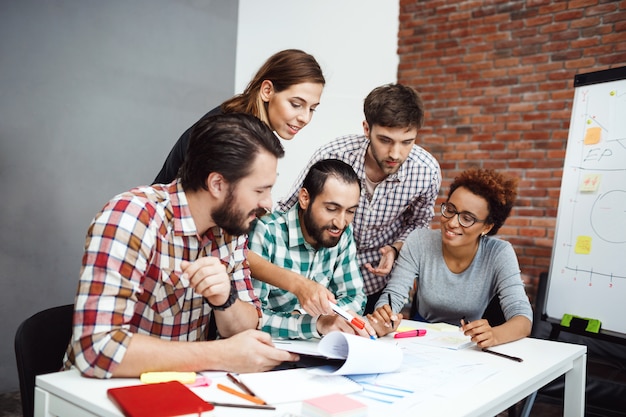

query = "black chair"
(14, 304), (74, 417)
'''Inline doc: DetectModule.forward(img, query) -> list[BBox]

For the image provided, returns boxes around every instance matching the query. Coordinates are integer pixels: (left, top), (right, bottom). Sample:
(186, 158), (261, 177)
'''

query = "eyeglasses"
(440, 202), (487, 228)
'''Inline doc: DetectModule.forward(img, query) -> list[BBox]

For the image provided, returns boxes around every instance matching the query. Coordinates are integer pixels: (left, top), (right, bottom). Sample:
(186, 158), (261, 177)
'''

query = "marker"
(216, 383), (266, 405)
(394, 329), (427, 339)
(226, 373), (261, 400)
(329, 303), (365, 330)
(482, 348), (523, 362)
(387, 293), (395, 328)
(208, 401), (276, 410)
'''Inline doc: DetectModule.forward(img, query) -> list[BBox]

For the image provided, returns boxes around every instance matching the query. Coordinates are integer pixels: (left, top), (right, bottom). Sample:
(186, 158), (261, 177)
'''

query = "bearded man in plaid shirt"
(64, 113), (298, 378)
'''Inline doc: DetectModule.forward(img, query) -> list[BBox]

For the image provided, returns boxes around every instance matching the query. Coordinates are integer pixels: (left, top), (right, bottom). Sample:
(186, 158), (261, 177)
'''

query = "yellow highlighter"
(140, 371), (197, 384)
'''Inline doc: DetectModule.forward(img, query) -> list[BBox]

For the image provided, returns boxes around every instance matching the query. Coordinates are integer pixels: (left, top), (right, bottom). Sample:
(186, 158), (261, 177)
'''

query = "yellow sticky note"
(140, 371), (197, 384)
(396, 326), (416, 332)
(574, 236), (592, 254)
(584, 127), (601, 145)
(425, 322), (460, 332)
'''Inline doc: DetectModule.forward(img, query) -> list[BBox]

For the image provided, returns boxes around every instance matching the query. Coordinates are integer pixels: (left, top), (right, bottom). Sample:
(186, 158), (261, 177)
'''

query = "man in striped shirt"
(64, 113), (298, 378)
(249, 159), (373, 339)
(276, 84), (442, 314)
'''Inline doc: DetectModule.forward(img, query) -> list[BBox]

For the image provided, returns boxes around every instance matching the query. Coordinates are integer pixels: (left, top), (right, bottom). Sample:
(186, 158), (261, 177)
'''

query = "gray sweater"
(376, 228), (533, 325)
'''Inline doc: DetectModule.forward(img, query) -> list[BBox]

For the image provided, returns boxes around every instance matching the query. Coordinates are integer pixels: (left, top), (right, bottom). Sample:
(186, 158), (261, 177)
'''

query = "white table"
(35, 335), (586, 417)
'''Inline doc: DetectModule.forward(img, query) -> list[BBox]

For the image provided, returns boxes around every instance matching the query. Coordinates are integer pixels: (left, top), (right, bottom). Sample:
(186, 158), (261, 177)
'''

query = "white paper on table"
(274, 331), (403, 375)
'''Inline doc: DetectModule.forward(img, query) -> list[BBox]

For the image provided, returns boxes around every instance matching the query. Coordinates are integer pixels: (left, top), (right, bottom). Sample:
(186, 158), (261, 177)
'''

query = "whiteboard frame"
(542, 66), (626, 341)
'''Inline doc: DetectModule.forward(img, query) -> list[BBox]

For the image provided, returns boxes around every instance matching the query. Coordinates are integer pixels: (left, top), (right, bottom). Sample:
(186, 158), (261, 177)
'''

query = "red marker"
(394, 329), (427, 339)
(330, 303), (365, 330)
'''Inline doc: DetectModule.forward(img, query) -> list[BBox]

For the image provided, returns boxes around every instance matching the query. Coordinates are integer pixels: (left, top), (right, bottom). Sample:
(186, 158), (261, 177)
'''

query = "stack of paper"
(273, 331), (403, 374)
(395, 323), (474, 350)
(239, 368), (362, 404)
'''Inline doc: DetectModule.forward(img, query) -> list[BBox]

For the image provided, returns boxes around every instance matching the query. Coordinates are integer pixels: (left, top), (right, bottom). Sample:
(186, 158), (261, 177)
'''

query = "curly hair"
(447, 168), (518, 235)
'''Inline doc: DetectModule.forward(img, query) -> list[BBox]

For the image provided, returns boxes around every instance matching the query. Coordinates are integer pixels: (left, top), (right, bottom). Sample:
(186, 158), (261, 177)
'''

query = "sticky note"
(579, 174), (601, 192)
(584, 126), (601, 145)
(574, 236), (592, 254)
(140, 371), (197, 384)
(302, 393), (367, 416)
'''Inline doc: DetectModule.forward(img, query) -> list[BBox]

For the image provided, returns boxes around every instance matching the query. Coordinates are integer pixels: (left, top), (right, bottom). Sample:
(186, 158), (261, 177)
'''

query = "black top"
(153, 106), (223, 184)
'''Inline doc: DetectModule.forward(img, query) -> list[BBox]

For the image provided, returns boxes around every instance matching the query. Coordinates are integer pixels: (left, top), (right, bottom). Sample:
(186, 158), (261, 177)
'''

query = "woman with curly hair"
(368, 168), (532, 347)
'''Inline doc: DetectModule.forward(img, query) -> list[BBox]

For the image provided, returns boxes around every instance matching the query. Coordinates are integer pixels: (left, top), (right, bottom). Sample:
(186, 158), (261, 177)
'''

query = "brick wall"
(397, 0), (626, 303)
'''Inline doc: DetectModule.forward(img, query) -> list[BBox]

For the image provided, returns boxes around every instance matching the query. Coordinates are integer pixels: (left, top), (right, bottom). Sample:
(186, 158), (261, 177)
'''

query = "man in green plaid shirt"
(249, 159), (369, 339)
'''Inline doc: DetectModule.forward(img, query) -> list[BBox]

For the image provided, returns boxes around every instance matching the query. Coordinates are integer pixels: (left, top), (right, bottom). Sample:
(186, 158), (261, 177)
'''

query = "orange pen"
(216, 383), (266, 405)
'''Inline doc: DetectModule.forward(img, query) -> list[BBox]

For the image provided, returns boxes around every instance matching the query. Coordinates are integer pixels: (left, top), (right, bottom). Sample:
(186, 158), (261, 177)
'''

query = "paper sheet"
(273, 331), (403, 375)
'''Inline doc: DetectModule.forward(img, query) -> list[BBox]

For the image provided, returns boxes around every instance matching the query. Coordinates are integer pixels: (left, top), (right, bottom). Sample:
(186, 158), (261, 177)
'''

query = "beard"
(302, 207), (343, 248)
(212, 189), (257, 236)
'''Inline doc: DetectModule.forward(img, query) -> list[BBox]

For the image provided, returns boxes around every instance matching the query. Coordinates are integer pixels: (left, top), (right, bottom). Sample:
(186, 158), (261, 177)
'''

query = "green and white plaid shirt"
(248, 203), (365, 339)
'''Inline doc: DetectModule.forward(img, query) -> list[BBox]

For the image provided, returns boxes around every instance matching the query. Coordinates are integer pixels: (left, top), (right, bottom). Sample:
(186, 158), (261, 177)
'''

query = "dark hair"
(448, 168), (518, 235)
(221, 49), (325, 126)
(302, 159), (361, 202)
(179, 113), (284, 191)
(363, 83), (425, 130)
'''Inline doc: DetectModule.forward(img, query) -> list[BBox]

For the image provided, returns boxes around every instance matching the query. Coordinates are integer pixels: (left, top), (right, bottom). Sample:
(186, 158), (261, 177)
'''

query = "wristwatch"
(208, 281), (238, 311)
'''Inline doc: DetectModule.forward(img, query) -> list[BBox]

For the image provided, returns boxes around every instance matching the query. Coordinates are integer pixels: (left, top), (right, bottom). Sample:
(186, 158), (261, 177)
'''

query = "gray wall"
(0, 0), (239, 392)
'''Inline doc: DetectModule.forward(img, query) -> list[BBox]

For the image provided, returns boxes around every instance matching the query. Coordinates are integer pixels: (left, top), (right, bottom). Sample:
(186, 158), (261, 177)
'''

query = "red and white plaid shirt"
(64, 181), (260, 378)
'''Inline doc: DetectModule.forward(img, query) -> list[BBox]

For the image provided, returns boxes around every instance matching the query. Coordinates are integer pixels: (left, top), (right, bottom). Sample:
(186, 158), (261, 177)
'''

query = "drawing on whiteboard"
(546, 71), (626, 336)
(559, 83), (626, 281)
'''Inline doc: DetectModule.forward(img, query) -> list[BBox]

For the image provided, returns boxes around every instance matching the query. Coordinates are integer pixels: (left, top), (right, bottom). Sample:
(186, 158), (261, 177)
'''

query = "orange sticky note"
(584, 127), (601, 145)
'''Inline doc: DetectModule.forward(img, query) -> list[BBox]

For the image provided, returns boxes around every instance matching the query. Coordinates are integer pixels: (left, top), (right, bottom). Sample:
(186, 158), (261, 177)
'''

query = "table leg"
(563, 353), (586, 417)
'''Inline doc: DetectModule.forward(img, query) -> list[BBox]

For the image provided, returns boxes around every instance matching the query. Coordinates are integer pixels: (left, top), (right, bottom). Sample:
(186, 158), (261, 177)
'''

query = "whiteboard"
(545, 66), (626, 336)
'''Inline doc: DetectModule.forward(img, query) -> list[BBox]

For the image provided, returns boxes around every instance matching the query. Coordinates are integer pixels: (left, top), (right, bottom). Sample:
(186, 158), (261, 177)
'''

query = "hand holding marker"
(462, 316), (523, 362)
(329, 302), (364, 329)
(329, 302), (377, 339)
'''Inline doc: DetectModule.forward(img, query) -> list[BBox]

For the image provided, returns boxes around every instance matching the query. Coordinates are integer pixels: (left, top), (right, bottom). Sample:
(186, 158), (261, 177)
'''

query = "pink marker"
(394, 329), (427, 338)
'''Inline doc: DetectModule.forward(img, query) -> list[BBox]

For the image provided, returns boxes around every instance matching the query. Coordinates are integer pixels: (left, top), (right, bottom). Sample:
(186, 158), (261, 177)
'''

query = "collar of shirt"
(286, 203), (314, 251)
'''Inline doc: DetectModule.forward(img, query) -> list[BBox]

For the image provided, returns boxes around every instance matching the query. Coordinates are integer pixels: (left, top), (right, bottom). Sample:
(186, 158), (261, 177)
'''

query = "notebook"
(238, 368), (363, 404)
(107, 380), (214, 417)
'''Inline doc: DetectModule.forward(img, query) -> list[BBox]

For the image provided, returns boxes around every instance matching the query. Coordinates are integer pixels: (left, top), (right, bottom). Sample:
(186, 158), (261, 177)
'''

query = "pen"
(394, 329), (427, 339)
(226, 373), (258, 398)
(482, 348), (523, 362)
(208, 401), (276, 410)
(329, 302), (365, 330)
(216, 383), (266, 405)
(387, 293), (394, 328)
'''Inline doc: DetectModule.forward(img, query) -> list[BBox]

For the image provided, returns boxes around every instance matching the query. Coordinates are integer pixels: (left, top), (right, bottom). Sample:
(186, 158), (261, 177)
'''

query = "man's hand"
(218, 330), (300, 373)
(293, 278), (336, 316)
(317, 311), (377, 339)
(181, 258), (230, 306)
(364, 245), (397, 276)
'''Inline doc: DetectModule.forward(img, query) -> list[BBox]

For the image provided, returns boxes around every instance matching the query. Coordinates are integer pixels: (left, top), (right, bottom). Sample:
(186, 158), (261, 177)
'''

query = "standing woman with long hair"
(154, 49), (325, 184)
(154, 49), (334, 319)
